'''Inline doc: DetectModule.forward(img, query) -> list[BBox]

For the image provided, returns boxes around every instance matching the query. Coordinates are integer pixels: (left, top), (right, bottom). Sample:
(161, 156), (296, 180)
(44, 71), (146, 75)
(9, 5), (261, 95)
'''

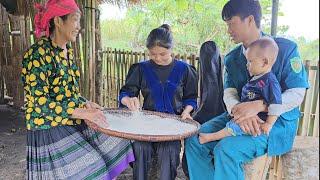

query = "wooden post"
(244, 154), (272, 180)
(300, 60), (312, 136)
(1, 5), (13, 98)
(311, 63), (319, 136)
(83, 0), (90, 99)
(106, 48), (110, 107)
(90, 0), (96, 102)
(94, 6), (102, 105)
(9, 15), (25, 107)
(0, 5), (4, 103)
(271, 0), (279, 36)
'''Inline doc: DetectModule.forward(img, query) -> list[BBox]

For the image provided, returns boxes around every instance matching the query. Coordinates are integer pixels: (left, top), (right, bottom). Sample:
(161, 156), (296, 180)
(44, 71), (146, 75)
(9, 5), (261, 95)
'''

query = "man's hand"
(237, 115), (264, 136)
(260, 122), (273, 135)
(232, 100), (266, 123)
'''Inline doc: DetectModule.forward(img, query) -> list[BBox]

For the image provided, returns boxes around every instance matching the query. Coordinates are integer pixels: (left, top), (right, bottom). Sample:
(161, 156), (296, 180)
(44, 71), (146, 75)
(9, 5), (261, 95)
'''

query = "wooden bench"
(244, 154), (272, 180)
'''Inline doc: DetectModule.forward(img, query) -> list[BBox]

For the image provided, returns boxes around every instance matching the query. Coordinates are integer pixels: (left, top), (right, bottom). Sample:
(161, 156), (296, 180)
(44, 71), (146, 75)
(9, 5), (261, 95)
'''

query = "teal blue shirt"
(224, 35), (309, 156)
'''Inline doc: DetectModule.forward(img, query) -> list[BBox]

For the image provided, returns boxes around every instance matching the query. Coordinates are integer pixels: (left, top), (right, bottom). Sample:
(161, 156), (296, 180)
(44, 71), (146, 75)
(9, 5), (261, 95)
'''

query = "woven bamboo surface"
(97, 108), (200, 142)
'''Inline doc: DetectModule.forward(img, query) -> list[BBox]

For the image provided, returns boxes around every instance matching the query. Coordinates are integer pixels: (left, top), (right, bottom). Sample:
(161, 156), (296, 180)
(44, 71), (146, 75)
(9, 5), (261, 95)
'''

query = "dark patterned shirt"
(240, 72), (282, 120)
(21, 37), (85, 130)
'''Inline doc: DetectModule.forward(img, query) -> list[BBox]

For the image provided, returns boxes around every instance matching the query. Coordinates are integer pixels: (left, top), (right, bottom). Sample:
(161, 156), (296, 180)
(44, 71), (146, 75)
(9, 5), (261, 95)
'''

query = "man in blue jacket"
(185, 0), (309, 179)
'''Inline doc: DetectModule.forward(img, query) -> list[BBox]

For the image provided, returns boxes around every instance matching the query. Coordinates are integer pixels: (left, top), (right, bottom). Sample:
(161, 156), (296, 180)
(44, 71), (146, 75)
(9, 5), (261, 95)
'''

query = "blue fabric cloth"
(185, 112), (268, 180)
(118, 60), (198, 115)
(241, 72), (282, 121)
(225, 121), (244, 136)
(241, 72), (282, 104)
(140, 60), (197, 114)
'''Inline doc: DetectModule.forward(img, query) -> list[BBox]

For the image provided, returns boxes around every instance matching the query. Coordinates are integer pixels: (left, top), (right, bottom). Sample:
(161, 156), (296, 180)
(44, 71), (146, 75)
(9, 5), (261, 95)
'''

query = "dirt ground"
(0, 104), (187, 180)
(0, 105), (26, 180)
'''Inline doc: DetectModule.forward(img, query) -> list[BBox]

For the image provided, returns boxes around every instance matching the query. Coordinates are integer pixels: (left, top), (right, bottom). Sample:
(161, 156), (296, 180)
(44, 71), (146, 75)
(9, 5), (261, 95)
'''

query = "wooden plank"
(94, 1), (102, 104)
(107, 53), (111, 108)
(313, 92), (319, 137)
(9, 15), (25, 107)
(299, 61), (313, 136)
(276, 157), (283, 180)
(305, 69), (316, 136)
(307, 66), (319, 136)
(90, 0), (96, 102)
(312, 67), (319, 137)
(268, 157), (277, 180)
(116, 49), (121, 106)
(2, 7), (13, 97)
(82, 0), (90, 99)
(113, 48), (117, 106)
(0, 6), (4, 103)
(245, 154), (271, 180)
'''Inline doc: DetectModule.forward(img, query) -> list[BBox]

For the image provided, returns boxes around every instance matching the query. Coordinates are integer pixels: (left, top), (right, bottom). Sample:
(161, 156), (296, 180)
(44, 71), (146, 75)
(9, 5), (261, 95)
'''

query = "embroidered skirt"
(26, 124), (134, 180)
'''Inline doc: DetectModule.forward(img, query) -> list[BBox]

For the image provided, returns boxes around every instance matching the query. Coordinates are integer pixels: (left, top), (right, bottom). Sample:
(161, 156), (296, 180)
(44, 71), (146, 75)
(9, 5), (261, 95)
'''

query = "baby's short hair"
(248, 37), (279, 64)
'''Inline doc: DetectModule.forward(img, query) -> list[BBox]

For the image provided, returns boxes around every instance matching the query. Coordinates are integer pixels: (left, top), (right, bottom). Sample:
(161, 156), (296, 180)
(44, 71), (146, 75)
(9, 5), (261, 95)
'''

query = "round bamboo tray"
(97, 108), (201, 142)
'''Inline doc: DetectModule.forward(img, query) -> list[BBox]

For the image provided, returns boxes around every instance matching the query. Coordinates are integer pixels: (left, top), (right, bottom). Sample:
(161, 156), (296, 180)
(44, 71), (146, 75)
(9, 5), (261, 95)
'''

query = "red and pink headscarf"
(34, 0), (80, 38)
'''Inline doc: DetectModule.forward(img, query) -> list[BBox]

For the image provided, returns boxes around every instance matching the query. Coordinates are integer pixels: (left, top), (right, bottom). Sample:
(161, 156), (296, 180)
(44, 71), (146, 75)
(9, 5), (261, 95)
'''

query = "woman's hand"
(72, 108), (108, 129)
(84, 119), (99, 130)
(121, 96), (140, 111)
(181, 105), (194, 120)
(181, 112), (193, 120)
(85, 101), (103, 110)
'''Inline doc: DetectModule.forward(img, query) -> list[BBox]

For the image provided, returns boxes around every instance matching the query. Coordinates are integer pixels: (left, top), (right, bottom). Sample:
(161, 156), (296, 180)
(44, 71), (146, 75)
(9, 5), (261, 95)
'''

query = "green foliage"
(100, 0), (319, 61)
(101, 0), (233, 54)
(295, 37), (319, 61)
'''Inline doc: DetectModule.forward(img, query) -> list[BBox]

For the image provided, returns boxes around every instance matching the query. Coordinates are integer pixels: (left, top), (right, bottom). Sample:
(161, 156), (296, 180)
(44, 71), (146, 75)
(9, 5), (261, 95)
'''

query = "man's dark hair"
(222, 0), (262, 28)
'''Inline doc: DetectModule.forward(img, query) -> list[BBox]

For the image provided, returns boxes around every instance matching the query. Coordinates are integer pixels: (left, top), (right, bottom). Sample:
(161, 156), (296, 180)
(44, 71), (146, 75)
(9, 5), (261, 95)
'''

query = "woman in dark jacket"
(119, 24), (198, 180)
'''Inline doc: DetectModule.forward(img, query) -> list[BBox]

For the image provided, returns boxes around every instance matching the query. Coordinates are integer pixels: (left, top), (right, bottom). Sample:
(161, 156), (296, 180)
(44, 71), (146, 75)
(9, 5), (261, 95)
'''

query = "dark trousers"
(132, 141), (181, 180)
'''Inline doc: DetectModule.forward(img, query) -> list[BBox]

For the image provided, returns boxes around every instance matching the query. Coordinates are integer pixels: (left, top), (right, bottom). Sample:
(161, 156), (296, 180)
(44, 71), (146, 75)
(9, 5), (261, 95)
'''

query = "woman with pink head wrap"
(21, 0), (134, 179)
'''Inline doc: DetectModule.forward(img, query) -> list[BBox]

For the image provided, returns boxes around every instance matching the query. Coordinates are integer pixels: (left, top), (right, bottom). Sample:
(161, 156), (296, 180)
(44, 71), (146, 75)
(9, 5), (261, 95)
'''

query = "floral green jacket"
(21, 37), (85, 130)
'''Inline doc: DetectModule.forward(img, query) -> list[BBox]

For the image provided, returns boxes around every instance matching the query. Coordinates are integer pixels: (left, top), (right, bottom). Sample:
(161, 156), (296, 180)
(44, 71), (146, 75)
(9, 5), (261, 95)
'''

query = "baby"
(199, 37), (282, 144)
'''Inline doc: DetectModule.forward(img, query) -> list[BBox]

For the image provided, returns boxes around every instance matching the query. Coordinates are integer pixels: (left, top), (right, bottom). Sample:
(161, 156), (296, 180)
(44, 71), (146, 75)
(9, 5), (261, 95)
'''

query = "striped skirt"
(26, 124), (135, 180)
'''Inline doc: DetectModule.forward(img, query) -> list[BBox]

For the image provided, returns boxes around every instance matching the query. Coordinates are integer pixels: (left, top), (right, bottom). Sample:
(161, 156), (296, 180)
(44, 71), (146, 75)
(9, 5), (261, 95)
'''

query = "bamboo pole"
(113, 48), (117, 107)
(300, 61), (312, 136)
(313, 92), (319, 137)
(94, 4), (102, 104)
(271, 0), (279, 36)
(0, 5), (5, 103)
(107, 47), (111, 107)
(311, 64), (319, 137)
(1, 5), (13, 98)
(83, 0), (89, 99)
(116, 49), (121, 106)
(9, 14), (25, 107)
(90, 0), (96, 102)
